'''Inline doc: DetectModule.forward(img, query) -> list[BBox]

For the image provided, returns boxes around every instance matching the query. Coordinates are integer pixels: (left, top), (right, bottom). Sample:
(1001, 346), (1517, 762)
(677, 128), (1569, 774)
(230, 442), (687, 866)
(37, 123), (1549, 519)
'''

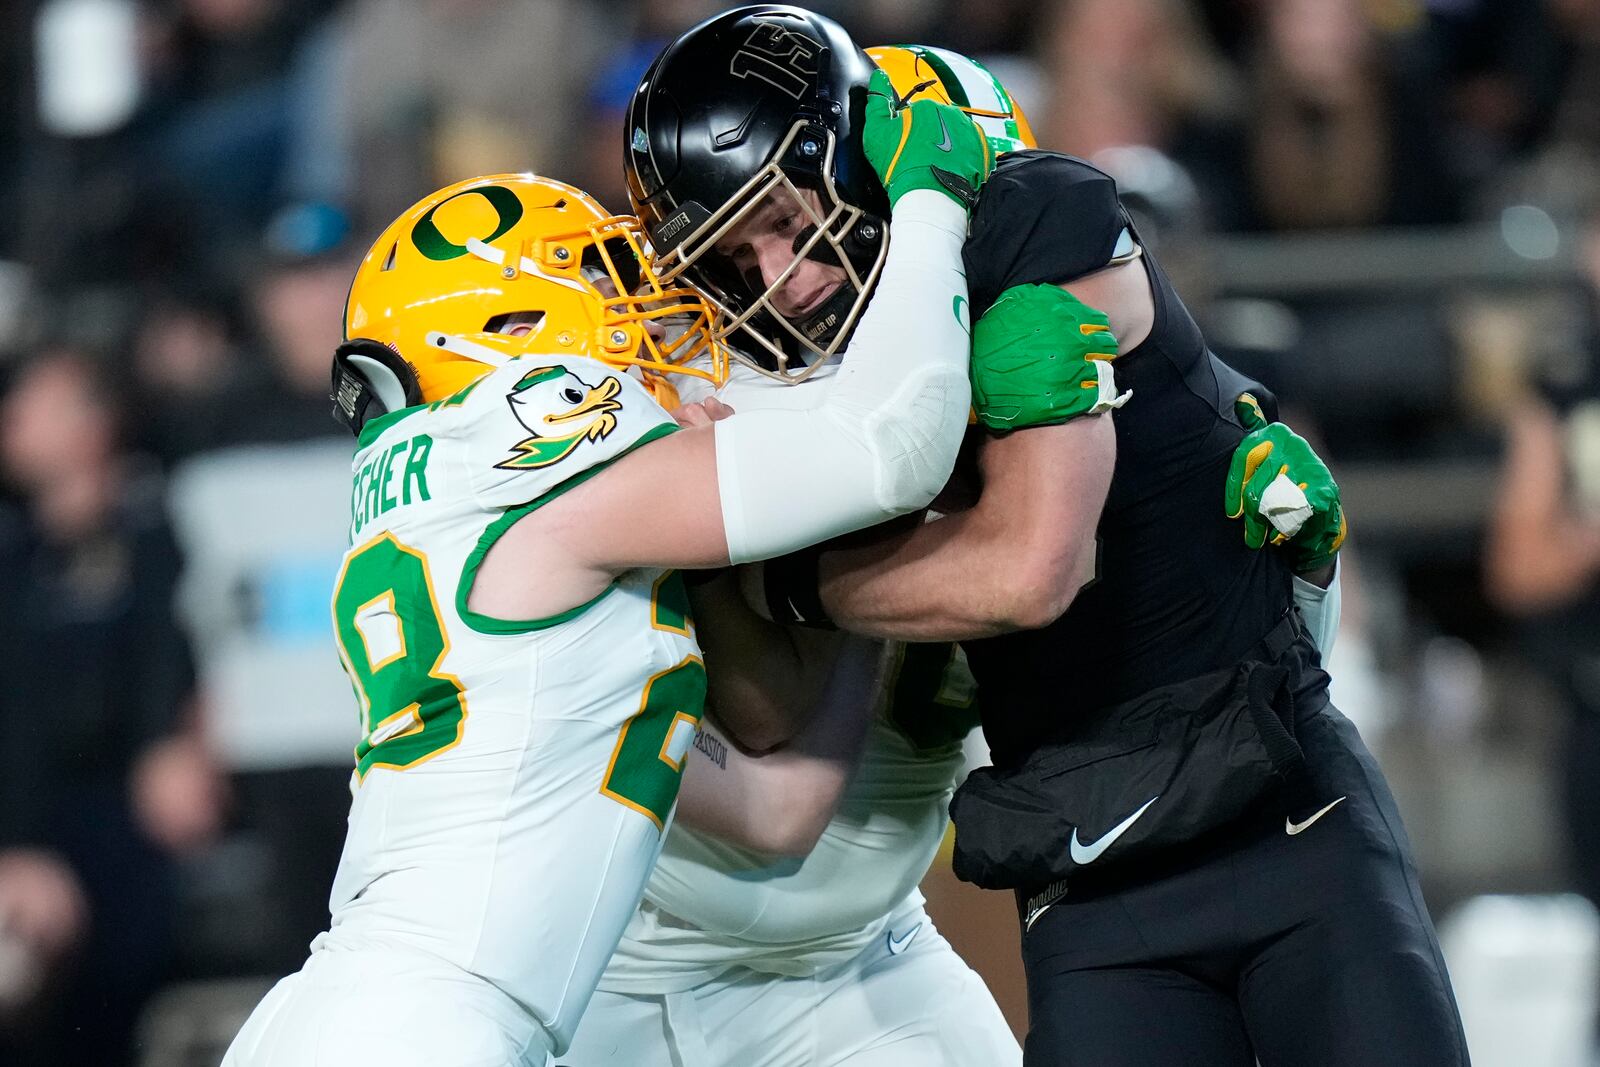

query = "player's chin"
(779, 279), (845, 321)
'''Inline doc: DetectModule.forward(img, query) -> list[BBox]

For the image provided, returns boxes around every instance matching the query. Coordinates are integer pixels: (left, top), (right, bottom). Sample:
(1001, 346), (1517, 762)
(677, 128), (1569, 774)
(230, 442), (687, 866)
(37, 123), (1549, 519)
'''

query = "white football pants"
(222, 940), (551, 1067)
(556, 905), (1019, 1067)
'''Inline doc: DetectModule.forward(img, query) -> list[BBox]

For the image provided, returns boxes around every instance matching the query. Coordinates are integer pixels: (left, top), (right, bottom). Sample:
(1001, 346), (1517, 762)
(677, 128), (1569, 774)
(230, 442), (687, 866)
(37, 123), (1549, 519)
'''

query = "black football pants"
(1019, 703), (1469, 1067)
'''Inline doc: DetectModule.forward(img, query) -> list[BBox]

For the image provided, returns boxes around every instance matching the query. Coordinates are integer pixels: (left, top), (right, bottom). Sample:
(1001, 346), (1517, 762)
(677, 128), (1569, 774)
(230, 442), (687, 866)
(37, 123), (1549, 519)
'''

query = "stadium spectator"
(0, 348), (223, 1067)
(139, 0), (340, 257)
(324, 0), (609, 236)
(1485, 193), (1600, 1052)
(1233, 0), (1463, 230)
(160, 205), (365, 978)
(1547, 0), (1600, 158)
(570, 0), (721, 209)
(1036, 0), (1248, 230)
(215, 201), (356, 447)
(1040, 0), (1242, 186)
(131, 285), (252, 466)
(1425, 0), (1571, 197)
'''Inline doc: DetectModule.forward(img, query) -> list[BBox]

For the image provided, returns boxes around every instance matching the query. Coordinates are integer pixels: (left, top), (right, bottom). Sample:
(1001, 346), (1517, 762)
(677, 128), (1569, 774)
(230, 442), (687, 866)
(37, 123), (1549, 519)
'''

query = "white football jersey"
(601, 358), (980, 992)
(321, 355), (703, 1052)
(602, 643), (977, 992)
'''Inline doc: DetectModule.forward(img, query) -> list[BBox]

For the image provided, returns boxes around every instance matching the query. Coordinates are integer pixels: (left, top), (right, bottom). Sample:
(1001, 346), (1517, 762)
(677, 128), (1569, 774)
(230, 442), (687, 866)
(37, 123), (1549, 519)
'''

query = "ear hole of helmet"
(483, 311), (546, 336)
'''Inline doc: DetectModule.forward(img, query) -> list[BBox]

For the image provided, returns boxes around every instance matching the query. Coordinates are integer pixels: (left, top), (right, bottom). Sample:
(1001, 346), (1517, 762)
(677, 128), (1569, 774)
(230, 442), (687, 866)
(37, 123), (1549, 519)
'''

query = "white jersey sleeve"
(453, 356), (678, 511)
(711, 192), (972, 563)
(718, 356), (841, 407)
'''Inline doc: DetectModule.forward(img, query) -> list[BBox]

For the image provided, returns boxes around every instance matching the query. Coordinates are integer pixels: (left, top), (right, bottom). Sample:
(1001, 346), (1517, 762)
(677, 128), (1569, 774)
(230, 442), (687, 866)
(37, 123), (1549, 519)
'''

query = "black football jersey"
(958, 151), (1302, 766)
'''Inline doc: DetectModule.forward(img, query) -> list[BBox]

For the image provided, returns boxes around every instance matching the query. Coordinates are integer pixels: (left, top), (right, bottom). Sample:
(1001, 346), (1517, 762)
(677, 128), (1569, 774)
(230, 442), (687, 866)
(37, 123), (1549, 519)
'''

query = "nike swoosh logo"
(1069, 795), (1159, 865)
(886, 922), (922, 955)
(933, 112), (953, 153)
(1286, 796), (1346, 836)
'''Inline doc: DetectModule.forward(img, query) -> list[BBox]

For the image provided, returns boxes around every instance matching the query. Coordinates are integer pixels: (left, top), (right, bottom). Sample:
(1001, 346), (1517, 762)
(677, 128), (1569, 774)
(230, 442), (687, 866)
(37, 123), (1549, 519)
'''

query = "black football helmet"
(624, 5), (889, 381)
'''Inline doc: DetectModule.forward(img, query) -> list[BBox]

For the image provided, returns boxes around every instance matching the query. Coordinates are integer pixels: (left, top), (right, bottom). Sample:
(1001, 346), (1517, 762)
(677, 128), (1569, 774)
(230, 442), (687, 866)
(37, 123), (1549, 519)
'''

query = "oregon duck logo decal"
(496, 365), (623, 470)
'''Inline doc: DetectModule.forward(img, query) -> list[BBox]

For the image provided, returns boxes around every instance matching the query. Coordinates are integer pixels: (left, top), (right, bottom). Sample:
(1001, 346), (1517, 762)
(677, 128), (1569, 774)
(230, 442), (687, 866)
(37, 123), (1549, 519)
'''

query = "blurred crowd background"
(2, 0), (1600, 1063)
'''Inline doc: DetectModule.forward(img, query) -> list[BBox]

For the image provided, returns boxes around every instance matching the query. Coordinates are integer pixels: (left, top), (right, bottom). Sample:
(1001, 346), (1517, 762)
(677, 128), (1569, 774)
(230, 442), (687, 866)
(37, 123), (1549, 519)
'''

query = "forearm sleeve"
(714, 191), (972, 564)
(1293, 561), (1342, 659)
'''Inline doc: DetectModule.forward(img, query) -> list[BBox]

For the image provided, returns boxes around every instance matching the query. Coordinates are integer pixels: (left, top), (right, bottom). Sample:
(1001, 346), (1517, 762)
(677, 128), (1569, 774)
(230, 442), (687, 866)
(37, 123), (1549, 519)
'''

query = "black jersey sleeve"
(963, 151), (1128, 317)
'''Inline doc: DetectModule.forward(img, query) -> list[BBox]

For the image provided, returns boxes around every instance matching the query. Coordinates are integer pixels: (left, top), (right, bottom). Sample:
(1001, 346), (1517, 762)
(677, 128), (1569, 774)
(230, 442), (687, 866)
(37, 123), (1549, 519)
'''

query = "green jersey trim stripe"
(355, 378), (483, 451)
(456, 420), (680, 634)
(357, 403), (429, 449)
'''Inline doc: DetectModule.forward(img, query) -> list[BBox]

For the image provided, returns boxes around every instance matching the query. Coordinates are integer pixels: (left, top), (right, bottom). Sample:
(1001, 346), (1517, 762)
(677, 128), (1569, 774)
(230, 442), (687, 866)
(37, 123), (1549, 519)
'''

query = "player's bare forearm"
(818, 416), (1115, 641)
(689, 570), (847, 753)
(675, 636), (884, 856)
(814, 510), (1025, 641)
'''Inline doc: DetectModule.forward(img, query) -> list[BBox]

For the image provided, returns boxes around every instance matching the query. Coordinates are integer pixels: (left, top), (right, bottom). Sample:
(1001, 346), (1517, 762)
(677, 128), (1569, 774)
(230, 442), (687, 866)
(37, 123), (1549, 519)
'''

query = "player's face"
(711, 186), (847, 322)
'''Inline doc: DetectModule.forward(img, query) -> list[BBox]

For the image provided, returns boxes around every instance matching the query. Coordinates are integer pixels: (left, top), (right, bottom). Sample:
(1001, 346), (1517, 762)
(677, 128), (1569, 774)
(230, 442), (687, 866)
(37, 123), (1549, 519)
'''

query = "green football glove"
(969, 284), (1130, 431)
(1224, 394), (1347, 573)
(861, 68), (994, 212)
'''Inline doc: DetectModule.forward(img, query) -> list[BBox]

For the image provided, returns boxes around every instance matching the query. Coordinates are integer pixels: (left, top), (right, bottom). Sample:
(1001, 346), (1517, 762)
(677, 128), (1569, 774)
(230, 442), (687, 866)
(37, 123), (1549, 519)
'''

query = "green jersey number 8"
(333, 541), (704, 830)
(333, 533), (469, 780)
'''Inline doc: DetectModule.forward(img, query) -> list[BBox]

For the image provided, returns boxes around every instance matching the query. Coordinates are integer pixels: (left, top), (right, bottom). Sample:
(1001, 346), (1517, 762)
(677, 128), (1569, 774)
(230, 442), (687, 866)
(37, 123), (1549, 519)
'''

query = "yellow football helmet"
(866, 45), (1038, 155)
(334, 173), (724, 428)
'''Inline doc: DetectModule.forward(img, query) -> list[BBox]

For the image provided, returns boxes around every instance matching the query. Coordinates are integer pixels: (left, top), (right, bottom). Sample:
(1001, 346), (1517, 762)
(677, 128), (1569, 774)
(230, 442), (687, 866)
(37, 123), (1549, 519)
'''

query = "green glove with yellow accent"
(861, 68), (994, 212)
(969, 284), (1130, 431)
(1225, 394), (1347, 573)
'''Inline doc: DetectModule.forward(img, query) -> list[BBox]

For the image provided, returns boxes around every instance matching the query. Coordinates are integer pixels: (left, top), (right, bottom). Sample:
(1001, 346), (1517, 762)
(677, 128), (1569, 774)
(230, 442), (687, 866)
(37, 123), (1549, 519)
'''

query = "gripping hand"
(1224, 394), (1347, 572)
(862, 68), (994, 212)
(969, 284), (1130, 431)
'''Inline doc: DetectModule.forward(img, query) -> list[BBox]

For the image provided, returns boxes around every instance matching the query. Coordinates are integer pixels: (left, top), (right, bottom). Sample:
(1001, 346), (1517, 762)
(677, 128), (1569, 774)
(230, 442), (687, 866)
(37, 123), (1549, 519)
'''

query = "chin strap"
(331, 339), (423, 437)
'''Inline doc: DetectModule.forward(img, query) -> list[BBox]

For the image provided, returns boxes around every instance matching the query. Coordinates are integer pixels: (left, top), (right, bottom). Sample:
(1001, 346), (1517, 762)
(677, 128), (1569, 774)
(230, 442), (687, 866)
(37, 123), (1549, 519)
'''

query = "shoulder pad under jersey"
(454, 357), (678, 511)
(964, 150), (1130, 317)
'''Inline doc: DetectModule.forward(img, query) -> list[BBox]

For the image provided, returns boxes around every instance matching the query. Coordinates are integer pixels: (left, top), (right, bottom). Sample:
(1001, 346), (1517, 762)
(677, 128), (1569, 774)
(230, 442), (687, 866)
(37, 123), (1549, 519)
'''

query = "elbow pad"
(716, 191), (973, 564)
(1292, 561), (1342, 660)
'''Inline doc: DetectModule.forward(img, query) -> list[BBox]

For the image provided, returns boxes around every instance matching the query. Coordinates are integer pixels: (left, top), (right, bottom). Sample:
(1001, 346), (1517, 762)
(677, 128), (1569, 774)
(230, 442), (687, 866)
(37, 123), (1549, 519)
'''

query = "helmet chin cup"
(794, 278), (863, 351)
